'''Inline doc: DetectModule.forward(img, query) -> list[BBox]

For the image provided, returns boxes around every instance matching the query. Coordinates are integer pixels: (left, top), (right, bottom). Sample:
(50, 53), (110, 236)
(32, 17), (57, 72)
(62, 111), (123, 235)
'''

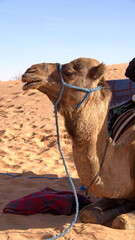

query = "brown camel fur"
(22, 57), (135, 229)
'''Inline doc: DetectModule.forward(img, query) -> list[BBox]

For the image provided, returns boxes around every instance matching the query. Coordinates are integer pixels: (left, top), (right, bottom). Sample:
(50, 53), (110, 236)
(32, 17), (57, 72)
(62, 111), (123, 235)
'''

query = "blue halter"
(55, 64), (103, 109)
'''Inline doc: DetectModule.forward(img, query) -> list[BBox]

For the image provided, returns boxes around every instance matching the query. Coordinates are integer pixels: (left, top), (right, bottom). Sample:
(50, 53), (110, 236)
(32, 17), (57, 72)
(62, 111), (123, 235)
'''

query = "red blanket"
(3, 188), (91, 215)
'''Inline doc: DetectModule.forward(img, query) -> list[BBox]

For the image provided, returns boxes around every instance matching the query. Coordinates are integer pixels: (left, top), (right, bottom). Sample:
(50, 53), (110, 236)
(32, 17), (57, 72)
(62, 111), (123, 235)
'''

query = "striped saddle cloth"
(108, 98), (135, 142)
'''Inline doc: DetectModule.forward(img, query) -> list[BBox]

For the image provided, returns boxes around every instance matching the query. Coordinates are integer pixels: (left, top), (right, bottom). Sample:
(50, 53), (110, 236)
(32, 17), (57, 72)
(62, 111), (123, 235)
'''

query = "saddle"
(108, 96), (135, 142)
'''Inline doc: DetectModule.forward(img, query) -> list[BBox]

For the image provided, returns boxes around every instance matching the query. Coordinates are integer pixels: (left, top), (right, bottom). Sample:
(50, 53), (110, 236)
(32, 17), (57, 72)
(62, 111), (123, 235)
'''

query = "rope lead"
(44, 64), (79, 240)
(45, 105), (79, 240)
(45, 63), (103, 239)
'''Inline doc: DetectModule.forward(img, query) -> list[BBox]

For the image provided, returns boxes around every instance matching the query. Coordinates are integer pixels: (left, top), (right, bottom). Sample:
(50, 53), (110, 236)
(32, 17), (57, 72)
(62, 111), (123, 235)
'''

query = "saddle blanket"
(108, 98), (135, 142)
(107, 79), (135, 106)
(3, 187), (91, 215)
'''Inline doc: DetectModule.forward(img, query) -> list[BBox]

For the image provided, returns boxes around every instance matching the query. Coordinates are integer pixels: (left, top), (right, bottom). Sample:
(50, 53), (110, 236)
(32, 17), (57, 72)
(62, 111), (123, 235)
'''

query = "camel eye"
(65, 71), (73, 77)
(73, 64), (81, 71)
(73, 63), (84, 71)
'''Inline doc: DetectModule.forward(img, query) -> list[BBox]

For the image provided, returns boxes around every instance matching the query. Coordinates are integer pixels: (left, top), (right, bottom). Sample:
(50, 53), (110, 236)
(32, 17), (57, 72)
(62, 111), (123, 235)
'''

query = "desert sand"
(0, 62), (135, 240)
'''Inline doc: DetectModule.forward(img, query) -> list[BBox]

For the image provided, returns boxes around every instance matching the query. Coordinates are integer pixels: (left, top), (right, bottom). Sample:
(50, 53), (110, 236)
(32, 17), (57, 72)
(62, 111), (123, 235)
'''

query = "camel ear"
(89, 63), (106, 80)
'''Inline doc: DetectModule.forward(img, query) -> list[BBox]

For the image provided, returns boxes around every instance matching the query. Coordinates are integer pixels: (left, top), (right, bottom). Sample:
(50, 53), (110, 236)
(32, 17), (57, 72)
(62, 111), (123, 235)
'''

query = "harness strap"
(58, 64), (103, 109)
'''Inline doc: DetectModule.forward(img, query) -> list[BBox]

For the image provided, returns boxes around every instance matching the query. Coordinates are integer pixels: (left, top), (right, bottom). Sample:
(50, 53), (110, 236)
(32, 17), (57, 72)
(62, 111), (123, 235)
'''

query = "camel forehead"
(72, 57), (100, 64)
(68, 57), (100, 67)
(30, 58), (100, 70)
(29, 63), (57, 70)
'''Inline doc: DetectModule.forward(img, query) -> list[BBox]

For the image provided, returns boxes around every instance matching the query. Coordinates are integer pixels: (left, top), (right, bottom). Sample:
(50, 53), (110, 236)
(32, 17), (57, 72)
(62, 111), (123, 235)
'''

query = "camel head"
(125, 58), (135, 82)
(22, 57), (107, 112)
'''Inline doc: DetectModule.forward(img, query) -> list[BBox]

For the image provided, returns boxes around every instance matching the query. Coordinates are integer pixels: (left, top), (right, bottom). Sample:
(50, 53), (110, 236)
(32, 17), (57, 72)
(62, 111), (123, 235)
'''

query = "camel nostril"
(27, 68), (37, 73)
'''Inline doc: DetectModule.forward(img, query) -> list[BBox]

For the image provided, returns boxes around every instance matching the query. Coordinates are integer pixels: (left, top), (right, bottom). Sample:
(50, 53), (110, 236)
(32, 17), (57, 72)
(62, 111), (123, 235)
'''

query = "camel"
(22, 57), (135, 229)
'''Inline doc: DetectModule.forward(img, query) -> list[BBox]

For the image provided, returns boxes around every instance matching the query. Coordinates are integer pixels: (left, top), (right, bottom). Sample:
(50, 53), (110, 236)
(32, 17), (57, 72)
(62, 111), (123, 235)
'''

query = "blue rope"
(0, 173), (22, 178)
(43, 64), (80, 240)
(46, 105), (79, 240)
(0, 173), (68, 180)
(45, 64), (104, 240)
(63, 81), (103, 93)
(0, 172), (85, 191)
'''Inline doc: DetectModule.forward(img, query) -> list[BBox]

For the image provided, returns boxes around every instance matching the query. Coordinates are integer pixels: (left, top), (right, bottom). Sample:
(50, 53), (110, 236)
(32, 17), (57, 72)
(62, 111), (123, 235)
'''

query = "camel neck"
(64, 98), (110, 189)
(65, 98), (109, 145)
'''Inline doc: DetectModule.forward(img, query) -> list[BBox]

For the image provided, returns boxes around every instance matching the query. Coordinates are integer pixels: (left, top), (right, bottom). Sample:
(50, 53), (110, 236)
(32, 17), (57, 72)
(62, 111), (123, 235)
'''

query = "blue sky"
(0, 0), (135, 80)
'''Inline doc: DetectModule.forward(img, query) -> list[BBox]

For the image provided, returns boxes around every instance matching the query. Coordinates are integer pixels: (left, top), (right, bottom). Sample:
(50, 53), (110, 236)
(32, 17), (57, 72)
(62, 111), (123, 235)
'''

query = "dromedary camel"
(22, 57), (135, 229)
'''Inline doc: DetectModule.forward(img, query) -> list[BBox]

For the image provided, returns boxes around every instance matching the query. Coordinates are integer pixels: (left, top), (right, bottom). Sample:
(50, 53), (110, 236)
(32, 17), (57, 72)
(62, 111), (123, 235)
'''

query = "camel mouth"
(22, 81), (42, 90)
(22, 76), (42, 91)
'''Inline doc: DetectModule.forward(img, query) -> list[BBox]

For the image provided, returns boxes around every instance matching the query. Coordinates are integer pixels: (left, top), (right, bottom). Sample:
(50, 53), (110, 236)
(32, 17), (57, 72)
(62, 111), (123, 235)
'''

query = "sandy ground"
(0, 62), (135, 240)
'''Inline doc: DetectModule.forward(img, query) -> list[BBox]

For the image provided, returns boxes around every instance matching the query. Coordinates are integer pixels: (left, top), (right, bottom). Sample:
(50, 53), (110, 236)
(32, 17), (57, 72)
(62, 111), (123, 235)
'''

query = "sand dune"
(0, 63), (134, 240)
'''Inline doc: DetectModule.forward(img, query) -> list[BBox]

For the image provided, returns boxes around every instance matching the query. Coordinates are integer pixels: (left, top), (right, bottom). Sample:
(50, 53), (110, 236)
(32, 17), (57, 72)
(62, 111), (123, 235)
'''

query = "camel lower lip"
(23, 82), (41, 90)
